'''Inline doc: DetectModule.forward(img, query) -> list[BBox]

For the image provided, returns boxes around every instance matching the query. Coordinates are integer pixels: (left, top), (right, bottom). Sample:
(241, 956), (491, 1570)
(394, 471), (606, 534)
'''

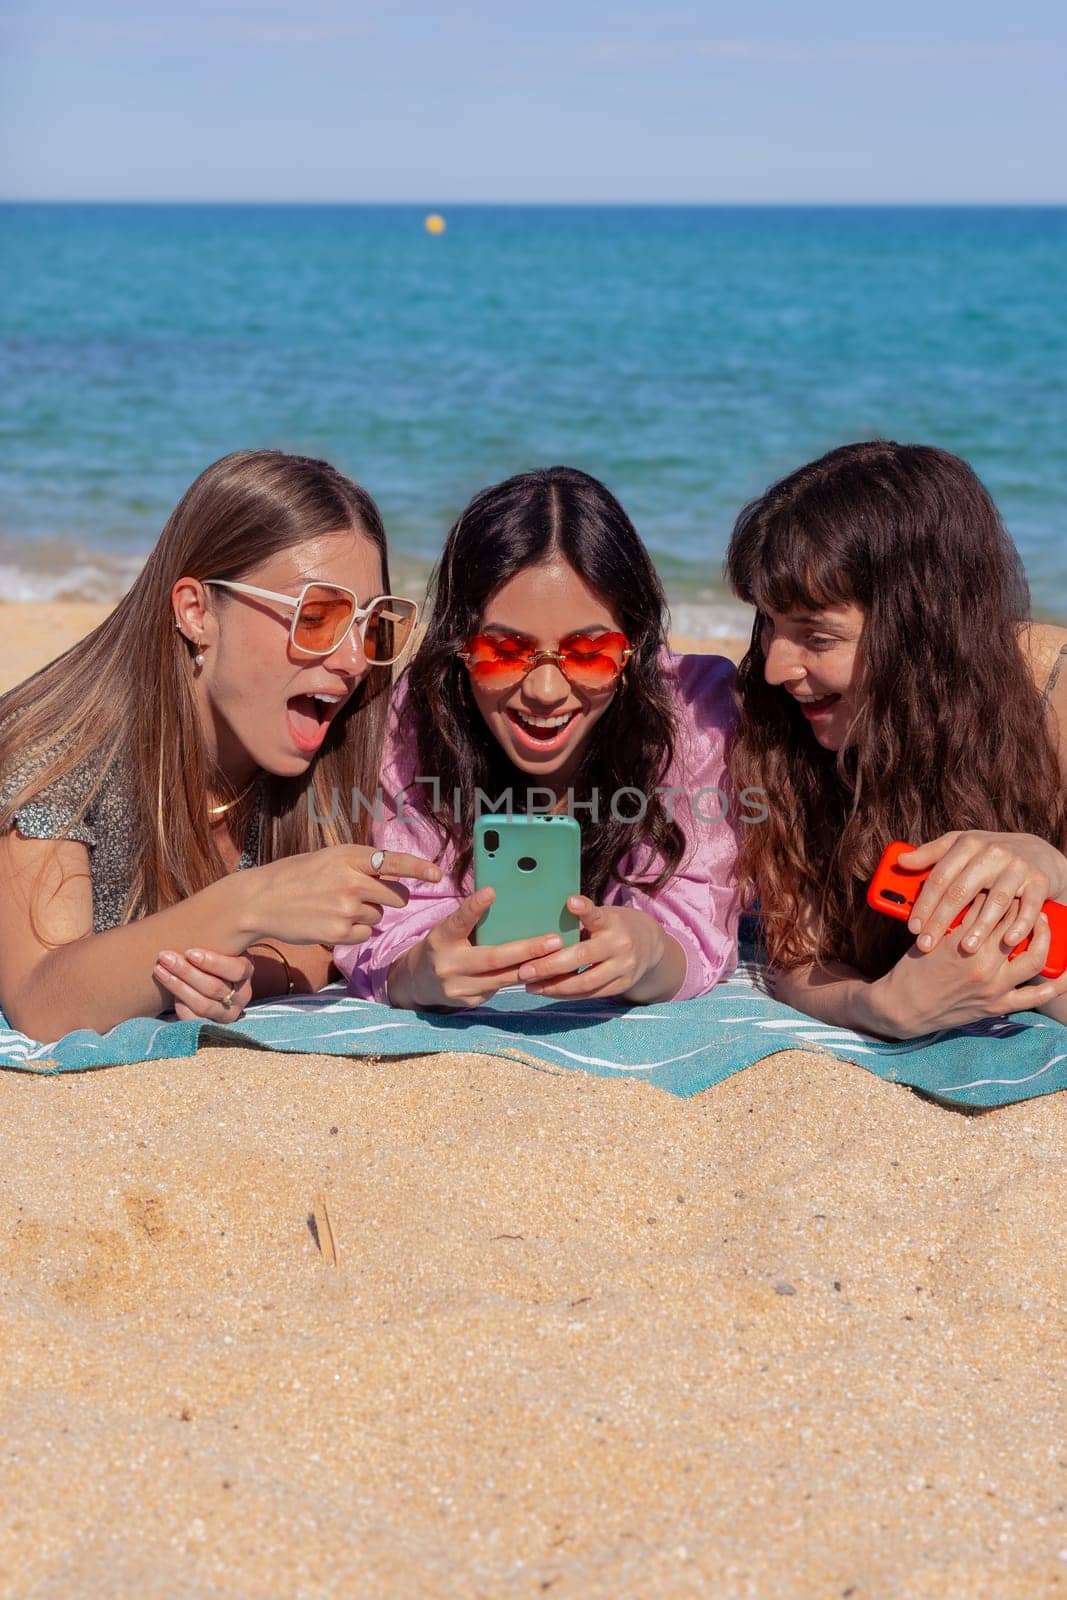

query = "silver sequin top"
(2, 749), (262, 933)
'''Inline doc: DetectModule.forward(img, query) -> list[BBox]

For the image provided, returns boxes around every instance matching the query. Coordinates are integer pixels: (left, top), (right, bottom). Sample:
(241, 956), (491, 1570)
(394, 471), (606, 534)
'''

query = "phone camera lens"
(517, 855), (537, 873)
(484, 829), (500, 853)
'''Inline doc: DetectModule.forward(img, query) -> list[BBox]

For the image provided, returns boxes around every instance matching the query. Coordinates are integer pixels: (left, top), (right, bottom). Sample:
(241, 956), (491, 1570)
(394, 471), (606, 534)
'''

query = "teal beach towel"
(2, 963), (1065, 1109)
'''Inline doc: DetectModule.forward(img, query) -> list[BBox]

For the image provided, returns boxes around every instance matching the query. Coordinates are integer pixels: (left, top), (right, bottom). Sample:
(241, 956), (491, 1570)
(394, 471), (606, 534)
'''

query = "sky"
(1, 0), (1065, 202)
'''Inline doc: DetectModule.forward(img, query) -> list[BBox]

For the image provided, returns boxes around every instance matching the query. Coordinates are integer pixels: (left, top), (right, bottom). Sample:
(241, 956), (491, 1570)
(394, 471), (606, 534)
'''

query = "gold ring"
(223, 984), (237, 1008)
(369, 849), (386, 875)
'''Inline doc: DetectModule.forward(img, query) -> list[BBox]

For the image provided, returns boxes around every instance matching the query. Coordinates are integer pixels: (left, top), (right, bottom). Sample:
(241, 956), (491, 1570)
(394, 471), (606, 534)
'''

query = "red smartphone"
(867, 841), (1067, 979)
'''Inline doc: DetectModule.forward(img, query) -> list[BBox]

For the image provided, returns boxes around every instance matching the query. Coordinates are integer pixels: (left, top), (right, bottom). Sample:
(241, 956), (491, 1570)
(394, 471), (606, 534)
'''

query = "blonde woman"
(0, 450), (438, 1040)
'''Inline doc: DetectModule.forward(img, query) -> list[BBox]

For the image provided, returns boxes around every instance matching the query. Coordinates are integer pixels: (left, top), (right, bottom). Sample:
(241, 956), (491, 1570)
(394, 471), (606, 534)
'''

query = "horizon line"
(3, 197), (1067, 209)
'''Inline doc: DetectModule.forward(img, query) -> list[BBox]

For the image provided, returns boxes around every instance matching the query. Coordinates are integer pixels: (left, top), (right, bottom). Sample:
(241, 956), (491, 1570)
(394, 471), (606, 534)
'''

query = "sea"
(1, 204), (1065, 633)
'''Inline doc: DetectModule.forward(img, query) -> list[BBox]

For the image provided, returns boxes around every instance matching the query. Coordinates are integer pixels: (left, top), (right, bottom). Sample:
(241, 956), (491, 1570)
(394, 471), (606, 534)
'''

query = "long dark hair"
(725, 439), (1066, 977)
(403, 466), (685, 899)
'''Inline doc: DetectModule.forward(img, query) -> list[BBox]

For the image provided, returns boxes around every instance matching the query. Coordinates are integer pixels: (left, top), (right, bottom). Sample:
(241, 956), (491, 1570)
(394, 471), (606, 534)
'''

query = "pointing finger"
(357, 848), (441, 884)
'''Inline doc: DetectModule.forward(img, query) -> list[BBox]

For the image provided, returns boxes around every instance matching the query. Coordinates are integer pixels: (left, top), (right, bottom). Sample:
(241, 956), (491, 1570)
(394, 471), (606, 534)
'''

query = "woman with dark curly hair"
(725, 438), (1067, 1037)
(336, 466), (740, 1009)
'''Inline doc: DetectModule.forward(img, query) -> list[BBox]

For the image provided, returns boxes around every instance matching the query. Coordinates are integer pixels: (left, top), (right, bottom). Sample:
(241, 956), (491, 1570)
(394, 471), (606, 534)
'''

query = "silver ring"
(222, 984), (237, 1008)
(368, 849), (386, 875)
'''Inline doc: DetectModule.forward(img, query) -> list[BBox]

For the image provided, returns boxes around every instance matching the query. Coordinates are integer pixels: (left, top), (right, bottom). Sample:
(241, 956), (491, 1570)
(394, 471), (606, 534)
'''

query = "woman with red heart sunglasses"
(335, 466), (741, 1009)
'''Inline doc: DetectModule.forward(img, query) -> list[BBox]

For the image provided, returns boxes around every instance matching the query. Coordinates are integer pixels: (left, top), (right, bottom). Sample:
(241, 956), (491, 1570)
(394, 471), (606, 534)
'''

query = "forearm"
(772, 960), (902, 1039)
(8, 872), (262, 1040)
(622, 933), (688, 1004)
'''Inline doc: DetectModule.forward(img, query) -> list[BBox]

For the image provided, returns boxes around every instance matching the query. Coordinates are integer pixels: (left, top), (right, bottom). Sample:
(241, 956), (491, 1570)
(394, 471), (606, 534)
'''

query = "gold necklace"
(208, 776), (258, 820)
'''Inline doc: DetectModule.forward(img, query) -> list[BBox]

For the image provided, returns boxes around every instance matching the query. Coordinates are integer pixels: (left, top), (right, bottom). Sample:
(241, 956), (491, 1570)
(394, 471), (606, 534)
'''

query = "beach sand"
(3, 1050), (1065, 1597)
(2, 606), (1065, 1596)
(0, 602), (116, 694)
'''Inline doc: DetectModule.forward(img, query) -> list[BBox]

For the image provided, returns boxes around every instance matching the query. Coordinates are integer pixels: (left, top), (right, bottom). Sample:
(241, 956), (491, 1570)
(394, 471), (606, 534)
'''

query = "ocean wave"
(668, 597), (753, 640)
(0, 540), (756, 638)
(0, 552), (147, 604)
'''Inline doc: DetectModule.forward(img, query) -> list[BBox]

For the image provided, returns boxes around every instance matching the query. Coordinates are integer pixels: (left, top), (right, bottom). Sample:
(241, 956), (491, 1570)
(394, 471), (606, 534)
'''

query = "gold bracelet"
(248, 941), (296, 994)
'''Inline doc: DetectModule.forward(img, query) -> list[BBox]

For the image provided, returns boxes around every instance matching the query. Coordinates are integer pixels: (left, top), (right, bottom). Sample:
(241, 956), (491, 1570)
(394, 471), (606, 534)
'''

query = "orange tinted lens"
(560, 632), (629, 687)
(364, 597), (418, 663)
(293, 585), (357, 652)
(462, 635), (533, 687)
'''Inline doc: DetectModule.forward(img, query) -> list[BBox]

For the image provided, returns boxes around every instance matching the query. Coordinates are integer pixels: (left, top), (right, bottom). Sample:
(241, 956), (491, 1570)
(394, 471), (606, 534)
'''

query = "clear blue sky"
(2, 0), (1065, 202)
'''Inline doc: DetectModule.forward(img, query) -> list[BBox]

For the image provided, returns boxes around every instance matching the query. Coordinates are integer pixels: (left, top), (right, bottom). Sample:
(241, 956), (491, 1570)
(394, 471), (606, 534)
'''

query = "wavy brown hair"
(0, 449), (393, 923)
(725, 440), (1067, 978)
(403, 466), (685, 900)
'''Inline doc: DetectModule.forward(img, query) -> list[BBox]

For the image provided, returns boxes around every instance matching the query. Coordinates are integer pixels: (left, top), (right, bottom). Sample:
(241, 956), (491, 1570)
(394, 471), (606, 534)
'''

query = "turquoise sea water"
(1, 204), (1065, 627)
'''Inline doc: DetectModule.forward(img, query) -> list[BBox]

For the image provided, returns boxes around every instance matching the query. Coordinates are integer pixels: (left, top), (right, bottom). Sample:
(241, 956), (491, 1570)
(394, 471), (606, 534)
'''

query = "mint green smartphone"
(473, 814), (581, 947)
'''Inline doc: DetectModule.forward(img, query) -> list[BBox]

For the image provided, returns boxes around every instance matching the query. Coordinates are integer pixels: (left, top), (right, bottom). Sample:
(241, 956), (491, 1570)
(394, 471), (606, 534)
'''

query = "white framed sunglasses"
(203, 579), (419, 664)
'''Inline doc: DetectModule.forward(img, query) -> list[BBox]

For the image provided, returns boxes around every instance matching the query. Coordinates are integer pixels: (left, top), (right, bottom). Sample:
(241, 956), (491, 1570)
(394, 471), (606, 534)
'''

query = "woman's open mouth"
(793, 693), (840, 721)
(286, 692), (346, 754)
(505, 706), (579, 753)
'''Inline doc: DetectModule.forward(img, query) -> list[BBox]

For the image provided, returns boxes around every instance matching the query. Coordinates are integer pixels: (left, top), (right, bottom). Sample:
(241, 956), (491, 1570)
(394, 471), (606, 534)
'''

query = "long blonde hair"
(0, 449), (394, 923)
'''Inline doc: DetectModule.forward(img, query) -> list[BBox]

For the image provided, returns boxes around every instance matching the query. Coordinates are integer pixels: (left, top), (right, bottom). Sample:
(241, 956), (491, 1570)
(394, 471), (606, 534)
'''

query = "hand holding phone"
(868, 840), (1067, 979)
(515, 896), (687, 1003)
(386, 886), (569, 1010)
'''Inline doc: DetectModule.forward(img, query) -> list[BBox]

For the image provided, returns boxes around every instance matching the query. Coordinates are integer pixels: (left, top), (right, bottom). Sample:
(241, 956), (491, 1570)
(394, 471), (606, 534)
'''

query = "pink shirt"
(335, 653), (740, 1003)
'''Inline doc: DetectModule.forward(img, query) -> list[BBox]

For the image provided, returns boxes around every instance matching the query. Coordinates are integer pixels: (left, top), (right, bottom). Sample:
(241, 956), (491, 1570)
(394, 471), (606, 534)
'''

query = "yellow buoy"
(424, 212), (447, 235)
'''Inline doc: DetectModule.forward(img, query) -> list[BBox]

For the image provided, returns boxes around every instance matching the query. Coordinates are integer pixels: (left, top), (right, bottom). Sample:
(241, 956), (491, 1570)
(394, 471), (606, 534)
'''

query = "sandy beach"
(0, 602), (119, 694)
(2, 605), (1065, 1596)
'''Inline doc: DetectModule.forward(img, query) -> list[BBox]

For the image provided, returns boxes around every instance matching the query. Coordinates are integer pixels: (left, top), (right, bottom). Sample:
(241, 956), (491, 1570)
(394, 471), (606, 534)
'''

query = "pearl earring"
(176, 619), (205, 666)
